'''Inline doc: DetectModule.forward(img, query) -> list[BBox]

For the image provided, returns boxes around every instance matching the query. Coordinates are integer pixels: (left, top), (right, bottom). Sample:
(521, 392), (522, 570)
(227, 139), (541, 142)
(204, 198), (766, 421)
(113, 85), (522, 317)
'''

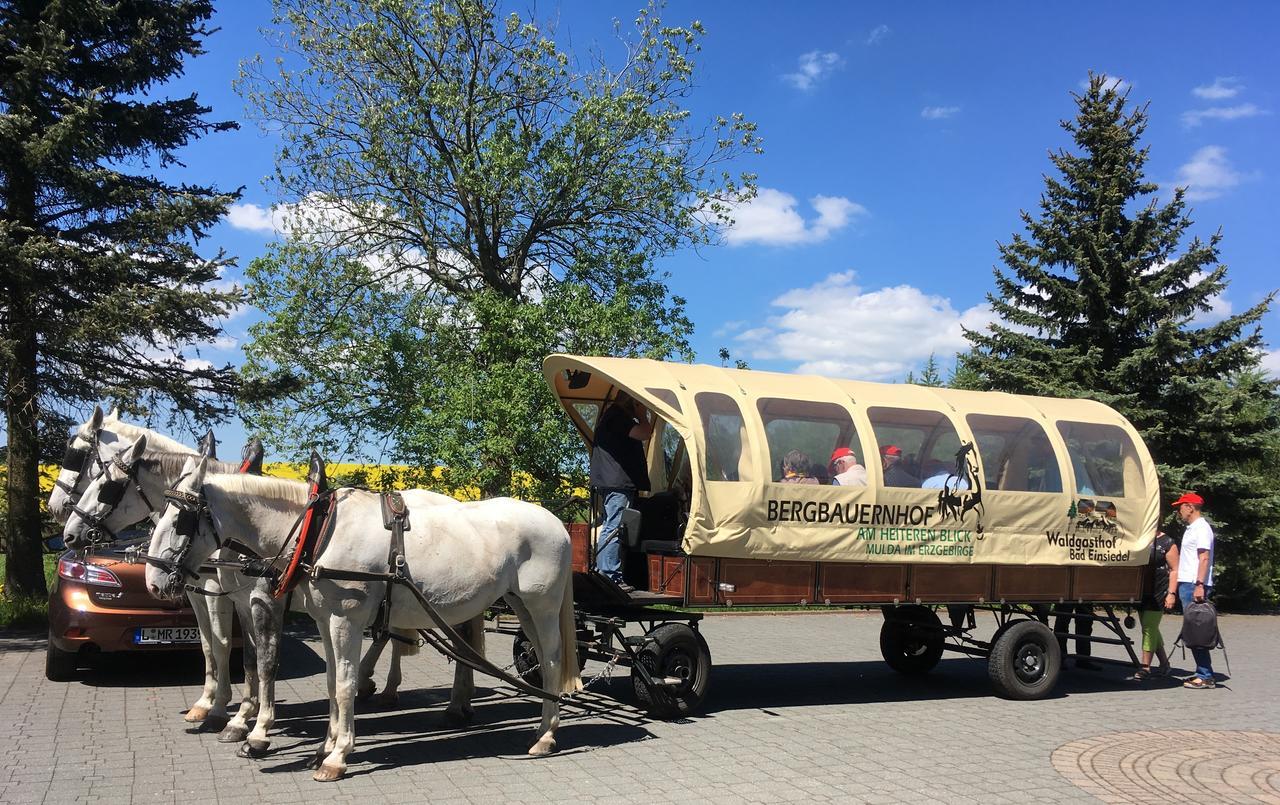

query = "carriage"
(533, 354), (1158, 716)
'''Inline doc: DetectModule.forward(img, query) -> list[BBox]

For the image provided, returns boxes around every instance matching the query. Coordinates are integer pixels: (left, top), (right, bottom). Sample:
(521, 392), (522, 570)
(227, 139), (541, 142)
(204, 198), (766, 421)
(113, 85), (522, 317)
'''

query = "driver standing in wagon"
(590, 390), (653, 593)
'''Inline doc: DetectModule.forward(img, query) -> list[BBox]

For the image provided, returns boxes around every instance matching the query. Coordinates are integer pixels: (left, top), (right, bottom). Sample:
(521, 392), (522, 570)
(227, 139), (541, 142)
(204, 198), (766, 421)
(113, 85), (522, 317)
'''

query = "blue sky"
(160, 1), (1279, 453)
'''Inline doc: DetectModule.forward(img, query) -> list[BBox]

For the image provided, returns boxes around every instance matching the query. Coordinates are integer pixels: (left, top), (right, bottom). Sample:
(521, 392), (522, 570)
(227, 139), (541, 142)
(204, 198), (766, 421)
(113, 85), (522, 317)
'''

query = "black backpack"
(1178, 600), (1224, 651)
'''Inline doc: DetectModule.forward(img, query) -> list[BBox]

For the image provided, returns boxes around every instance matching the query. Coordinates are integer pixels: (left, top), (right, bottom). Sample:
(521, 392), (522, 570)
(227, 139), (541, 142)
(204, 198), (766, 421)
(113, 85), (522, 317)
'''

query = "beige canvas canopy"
(544, 354), (1160, 568)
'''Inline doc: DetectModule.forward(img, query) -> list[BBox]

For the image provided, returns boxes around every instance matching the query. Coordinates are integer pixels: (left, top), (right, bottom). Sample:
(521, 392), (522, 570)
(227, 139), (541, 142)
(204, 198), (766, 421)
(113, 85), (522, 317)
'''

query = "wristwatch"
(1195, 580), (1205, 586)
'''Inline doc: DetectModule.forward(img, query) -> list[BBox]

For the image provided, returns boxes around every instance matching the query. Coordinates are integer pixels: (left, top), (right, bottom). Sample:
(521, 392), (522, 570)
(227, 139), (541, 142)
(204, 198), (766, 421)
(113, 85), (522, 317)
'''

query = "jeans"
(595, 489), (634, 583)
(1178, 581), (1215, 680)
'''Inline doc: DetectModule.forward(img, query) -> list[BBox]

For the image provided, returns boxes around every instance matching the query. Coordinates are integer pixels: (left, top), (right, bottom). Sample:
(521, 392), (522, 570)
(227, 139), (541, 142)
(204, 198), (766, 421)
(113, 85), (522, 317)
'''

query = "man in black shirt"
(589, 391), (653, 592)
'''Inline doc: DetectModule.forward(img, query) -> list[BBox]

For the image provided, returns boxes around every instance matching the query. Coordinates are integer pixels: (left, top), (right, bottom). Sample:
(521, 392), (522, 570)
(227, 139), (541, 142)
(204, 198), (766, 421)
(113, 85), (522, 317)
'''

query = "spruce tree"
(1, 0), (242, 596)
(962, 75), (1280, 606)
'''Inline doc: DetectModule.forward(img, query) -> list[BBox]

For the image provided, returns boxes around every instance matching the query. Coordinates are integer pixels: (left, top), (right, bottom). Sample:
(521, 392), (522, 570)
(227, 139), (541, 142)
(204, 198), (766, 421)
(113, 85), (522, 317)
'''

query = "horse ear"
(105, 405), (121, 422)
(198, 429), (217, 459)
(89, 405), (104, 431)
(190, 455), (210, 487)
(307, 449), (327, 489)
(124, 434), (148, 465)
(242, 438), (265, 475)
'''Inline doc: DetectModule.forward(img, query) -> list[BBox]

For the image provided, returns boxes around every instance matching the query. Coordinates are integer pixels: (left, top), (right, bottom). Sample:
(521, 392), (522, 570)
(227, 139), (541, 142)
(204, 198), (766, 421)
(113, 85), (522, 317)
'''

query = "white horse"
(59, 431), (467, 757)
(144, 456), (580, 782)
(49, 408), (243, 727)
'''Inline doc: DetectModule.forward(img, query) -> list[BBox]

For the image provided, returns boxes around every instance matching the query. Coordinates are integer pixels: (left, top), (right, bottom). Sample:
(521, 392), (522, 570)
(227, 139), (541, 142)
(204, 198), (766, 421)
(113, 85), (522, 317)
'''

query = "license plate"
(136, 627), (201, 644)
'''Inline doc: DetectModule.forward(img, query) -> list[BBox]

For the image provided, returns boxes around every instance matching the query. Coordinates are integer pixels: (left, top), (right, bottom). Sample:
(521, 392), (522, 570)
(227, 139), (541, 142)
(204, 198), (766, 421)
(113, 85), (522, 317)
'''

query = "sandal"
(1183, 677), (1216, 689)
(1128, 668), (1150, 681)
(1154, 663), (1172, 677)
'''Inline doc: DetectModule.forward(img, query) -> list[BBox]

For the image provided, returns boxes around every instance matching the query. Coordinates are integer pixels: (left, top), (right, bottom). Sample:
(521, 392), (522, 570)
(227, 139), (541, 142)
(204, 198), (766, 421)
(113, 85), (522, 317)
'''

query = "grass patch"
(0, 552), (59, 629)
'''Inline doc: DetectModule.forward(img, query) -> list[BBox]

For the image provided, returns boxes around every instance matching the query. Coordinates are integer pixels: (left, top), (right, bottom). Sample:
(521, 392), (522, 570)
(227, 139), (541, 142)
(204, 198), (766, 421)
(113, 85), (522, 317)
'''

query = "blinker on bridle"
(69, 453), (157, 546)
(54, 433), (106, 500)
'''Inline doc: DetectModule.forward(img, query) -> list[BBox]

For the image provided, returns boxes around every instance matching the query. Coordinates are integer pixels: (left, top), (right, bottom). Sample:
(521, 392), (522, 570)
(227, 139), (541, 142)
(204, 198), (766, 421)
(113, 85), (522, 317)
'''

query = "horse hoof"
(355, 681), (376, 701)
(443, 707), (474, 727)
(238, 739), (271, 759)
(218, 724), (249, 743)
(369, 691), (399, 709)
(313, 763), (345, 782)
(527, 737), (556, 756)
(184, 706), (210, 723)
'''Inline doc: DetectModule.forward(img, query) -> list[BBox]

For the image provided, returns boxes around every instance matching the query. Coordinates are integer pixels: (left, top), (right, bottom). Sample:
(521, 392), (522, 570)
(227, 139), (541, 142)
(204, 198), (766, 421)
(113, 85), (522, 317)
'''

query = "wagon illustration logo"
(936, 442), (984, 538)
(1069, 498), (1118, 533)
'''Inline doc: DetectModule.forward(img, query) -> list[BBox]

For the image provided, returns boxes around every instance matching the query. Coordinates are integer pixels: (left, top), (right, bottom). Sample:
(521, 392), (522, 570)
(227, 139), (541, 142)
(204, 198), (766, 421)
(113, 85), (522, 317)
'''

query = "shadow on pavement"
(69, 632), (325, 688)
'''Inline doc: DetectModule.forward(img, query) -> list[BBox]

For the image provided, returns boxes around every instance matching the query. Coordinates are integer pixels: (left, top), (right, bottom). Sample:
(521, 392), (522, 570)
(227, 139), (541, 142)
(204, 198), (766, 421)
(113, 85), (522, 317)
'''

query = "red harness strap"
(271, 483), (336, 599)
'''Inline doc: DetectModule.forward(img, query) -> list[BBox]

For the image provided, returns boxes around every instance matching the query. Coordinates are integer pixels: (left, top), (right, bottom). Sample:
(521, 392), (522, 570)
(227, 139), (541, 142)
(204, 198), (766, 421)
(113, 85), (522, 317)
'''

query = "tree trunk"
(4, 315), (46, 598)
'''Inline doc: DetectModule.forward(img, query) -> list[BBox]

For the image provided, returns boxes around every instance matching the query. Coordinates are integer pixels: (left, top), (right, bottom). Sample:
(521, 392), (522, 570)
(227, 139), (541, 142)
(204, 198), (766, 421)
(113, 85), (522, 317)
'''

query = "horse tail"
(557, 571), (582, 694)
(392, 627), (420, 657)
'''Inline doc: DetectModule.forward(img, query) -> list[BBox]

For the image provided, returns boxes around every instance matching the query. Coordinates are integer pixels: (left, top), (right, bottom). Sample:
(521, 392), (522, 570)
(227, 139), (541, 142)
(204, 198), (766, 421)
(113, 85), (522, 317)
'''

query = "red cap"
(830, 447), (855, 463)
(1172, 492), (1204, 507)
(881, 445), (902, 457)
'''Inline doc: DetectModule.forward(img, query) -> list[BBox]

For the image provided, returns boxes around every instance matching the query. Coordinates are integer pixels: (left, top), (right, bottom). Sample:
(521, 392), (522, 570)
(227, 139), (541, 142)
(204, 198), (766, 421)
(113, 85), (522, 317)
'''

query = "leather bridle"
(54, 432), (107, 504)
(68, 453), (160, 547)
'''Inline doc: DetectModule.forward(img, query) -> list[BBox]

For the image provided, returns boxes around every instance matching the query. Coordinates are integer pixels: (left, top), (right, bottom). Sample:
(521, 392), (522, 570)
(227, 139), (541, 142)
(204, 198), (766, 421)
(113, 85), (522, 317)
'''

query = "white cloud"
(723, 188), (867, 247)
(921, 105), (960, 120)
(1192, 77), (1242, 100)
(713, 320), (746, 338)
(734, 271), (993, 381)
(226, 202), (288, 235)
(1080, 74), (1131, 94)
(783, 51), (844, 91)
(1176, 146), (1246, 201)
(1181, 103), (1266, 127)
(1260, 349), (1280, 380)
(866, 25), (890, 45)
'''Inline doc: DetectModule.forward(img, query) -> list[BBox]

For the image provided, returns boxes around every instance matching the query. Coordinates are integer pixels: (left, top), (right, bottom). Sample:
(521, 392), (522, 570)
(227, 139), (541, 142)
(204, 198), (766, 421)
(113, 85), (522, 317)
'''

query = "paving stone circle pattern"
(1052, 730), (1280, 804)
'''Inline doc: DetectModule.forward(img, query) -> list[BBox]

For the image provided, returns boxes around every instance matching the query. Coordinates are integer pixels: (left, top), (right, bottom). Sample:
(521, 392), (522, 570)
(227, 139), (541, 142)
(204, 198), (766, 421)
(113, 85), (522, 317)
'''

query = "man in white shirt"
(828, 447), (868, 487)
(1173, 492), (1217, 689)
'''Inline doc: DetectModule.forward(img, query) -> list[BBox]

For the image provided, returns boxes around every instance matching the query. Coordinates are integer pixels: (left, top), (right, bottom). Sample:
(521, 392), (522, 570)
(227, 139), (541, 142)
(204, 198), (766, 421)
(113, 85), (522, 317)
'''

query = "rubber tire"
(511, 629), (587, 691)
(879, 605), (945, 675)
(45, 641), (79, 682)
(988, 619), (1061, 700)
(631, 623), (712, 719)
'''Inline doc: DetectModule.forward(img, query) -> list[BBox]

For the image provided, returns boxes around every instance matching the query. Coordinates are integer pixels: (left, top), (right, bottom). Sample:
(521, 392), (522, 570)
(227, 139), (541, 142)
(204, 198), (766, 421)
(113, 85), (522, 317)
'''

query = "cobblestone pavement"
(2, 610), (1277, 804)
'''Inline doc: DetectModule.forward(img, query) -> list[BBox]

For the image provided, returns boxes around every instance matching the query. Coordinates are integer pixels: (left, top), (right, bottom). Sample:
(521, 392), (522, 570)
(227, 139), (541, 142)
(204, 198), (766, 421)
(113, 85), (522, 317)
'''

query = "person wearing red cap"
(829, 447), (868, 487)
(1173, 492), (1217, 688)
(880, 444), (919, 487)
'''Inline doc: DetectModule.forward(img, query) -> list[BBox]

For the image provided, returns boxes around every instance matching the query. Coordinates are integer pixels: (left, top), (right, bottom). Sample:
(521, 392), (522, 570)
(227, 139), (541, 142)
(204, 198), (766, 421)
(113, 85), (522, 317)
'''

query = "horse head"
(62, 434), (151, 549)
(145, 455), (216, 601)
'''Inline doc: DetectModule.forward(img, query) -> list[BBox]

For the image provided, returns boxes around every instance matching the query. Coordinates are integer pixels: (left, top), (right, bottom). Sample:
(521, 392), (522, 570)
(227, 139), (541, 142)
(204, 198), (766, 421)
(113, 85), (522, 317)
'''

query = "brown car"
(46, 532), (207, 681)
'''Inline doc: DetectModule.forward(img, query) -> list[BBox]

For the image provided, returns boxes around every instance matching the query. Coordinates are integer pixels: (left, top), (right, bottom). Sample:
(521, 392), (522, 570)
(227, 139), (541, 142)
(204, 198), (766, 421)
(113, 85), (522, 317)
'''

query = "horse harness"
(71, 452), (161, 545)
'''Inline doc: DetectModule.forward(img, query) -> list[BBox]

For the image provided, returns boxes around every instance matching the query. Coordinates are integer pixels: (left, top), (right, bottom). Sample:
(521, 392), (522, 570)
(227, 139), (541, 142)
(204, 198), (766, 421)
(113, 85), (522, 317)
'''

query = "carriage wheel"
(511, 629), (587, 690)
(879, 605), (945, 674)
(631, 622), (711, 719)
(988, 619), (1061, 700)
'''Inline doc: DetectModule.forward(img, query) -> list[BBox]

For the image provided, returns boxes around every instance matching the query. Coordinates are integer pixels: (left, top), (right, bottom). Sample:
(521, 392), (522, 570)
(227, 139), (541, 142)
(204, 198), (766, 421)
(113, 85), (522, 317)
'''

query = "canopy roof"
(544, 355), (1160, 567)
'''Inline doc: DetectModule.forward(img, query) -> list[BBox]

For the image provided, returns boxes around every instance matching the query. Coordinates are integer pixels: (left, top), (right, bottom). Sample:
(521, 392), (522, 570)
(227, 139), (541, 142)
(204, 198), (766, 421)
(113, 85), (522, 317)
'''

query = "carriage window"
(757, 399), (856, 484)
(866, 407), (964, 488)
(572, 402), (599, 430)
(1056, 421), (1138, 498)
(696, 392), (753, 483)
(646, 388), (682, 413)
(967, 414), (1062, 493)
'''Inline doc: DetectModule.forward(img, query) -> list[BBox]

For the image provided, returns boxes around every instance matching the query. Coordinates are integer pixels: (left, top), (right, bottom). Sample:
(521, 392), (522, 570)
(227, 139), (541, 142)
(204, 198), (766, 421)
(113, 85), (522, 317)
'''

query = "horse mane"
(206, 472), (310, 507)
(139, 451), (240, 479)
(108, 421), (197, 455)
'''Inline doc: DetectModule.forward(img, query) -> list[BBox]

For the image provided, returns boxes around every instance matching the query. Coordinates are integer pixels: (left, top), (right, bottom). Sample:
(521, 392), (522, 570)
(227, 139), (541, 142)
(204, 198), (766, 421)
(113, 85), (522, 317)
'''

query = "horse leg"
(524, 597), (565, 757)
(505, 595), (562, 756)
(307, 610), (339, 773)
(241, 582), (284, 758)
(187, 584), (232, 727)
(356, 633), (389, 701)
(370, 637), (405, 709)
(443, 616), (483, 726)
(314, 613), (363, 783)
(186, 585), (219, 723)
(220, 591), (259, 743)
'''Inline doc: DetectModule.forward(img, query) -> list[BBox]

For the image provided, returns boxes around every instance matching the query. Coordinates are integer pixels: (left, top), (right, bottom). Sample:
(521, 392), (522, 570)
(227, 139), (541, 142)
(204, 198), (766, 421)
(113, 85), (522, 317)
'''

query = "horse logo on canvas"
(936, 442), (985, 538)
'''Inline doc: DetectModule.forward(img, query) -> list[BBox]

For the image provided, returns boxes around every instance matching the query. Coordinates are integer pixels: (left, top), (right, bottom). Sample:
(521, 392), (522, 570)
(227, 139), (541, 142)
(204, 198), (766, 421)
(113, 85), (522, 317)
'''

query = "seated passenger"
(829, 447), (868, 487)
(920, 459), (967, 490)
(880, 445), (920, 487)
(778, 449), (819, 485)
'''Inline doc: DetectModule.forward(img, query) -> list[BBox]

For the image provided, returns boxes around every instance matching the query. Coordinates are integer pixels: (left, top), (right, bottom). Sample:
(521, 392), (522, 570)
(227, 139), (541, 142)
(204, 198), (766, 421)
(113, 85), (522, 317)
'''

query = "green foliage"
(239, 0), (757, 503)
(1, 0), (242, 596)
(905, 353), (944, 387)
(961, 75), (1280, 607)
